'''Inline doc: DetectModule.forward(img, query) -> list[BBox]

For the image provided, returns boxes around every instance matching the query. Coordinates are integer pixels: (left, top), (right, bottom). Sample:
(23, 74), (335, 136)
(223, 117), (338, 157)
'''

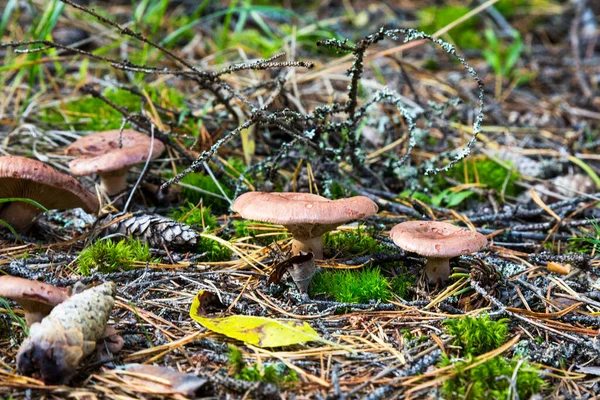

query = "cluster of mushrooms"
(0, 129), (164, 231)
(0, 128), (487, 286)
(0, 129), (490, 383)
(232, 191), (488, 290)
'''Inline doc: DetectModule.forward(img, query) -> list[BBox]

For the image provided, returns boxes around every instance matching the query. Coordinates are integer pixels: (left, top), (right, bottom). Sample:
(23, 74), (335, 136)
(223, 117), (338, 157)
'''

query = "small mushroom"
(0, 276), (123, 362)
(0, 156), (100, 231)
(232, 192), (378, 292)
(0, 276), (70, 326)
(66, 129), (165, 196)
(390, 221), (487, 284)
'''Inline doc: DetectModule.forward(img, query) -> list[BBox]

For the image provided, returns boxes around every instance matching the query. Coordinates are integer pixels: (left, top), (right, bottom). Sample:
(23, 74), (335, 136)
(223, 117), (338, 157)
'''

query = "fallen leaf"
(119, 364), (208, 397)
(190, 291), (325, 347)
(268, 252), (314, 285)
(194, 290), (226, 316)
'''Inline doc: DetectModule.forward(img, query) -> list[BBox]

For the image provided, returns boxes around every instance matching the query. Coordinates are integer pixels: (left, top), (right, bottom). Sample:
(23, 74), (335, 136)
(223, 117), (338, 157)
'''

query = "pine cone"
(97, 212), (199, 250)
(17, 282), (116, 384)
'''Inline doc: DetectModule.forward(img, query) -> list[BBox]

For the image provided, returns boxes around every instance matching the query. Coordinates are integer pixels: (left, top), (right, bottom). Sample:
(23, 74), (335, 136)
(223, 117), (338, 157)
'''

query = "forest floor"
(1, 0), (600, 399)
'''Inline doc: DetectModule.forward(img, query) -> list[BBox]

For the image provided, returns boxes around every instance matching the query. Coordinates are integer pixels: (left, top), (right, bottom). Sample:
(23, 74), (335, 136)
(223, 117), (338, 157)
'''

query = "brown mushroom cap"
(232, 192), (378, 238)
(0, 156), (99, 214)
(66, 129), (165, 175)
(390, 221), (487, 258)
(0, 276), (70, 326)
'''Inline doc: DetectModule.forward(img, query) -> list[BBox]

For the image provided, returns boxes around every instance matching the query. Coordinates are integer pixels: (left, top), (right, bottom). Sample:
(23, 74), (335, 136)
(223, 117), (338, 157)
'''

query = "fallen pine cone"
(96, 212), (199, 250)
(17, 281), (116, 384)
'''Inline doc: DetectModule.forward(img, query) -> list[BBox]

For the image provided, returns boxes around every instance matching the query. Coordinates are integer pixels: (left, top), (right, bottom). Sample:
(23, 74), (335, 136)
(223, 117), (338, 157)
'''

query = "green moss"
(179, 172), (233, 212)
(390, 272), (414, 299)
(440, 315), (544, 399)
(444, 314), (509, 357)
(311, 268), (392, 303)
(228, 345), (298, 385)
(151, 85), (186, 109)
(233, 220), (253, 238)
(228, 344), (245, 372)
(77, 239), (158, 275)
(400, 188), (475, 209)
(423, 58), (440, 71)
(324, 226), (386, 255)
(229, 29), (283, 58)
(440, 355), (544, 399)
(236, 363), (298, 385)
(198, 236), (233, 262)
(402, 158), (518, 208)
(323, 181), (354, 200)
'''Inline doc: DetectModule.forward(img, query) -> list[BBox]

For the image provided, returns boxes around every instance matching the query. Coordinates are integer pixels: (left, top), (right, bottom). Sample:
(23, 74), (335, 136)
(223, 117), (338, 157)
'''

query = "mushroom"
(0, 276), (123, 360)
(66, 129), (165, 196)
(0, 276), (70, 326)
(390, 221), (487, 284)
(232, 192), (378, 291)
(232, 192), (378, 259)
(0, 156), (100, 231)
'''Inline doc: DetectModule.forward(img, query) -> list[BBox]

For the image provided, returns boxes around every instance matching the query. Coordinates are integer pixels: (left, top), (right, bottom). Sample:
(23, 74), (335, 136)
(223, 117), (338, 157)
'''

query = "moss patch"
(311, 268), (392, 303)
(440, 315), (544, 399)
(443, 314), (509, 356)
(228, 345), (298, 385)
(324, 226), (387, 255)
(440, 355), (543, 399)
(77, 238), (158, 275)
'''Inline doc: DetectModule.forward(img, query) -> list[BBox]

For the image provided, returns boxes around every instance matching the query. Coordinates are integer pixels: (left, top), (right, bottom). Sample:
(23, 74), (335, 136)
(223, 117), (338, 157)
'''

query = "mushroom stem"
(424, 257), (451, 283)
(291, 236), (323, 259)
(99, 170), (129, 196)
(0, 202), (43, 231)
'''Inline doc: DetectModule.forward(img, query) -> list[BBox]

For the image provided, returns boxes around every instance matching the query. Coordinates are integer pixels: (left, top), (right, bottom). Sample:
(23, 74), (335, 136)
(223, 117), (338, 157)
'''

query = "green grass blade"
(568, 155), (600, 189)
(0, 0), (18, 38)
(0, 218), (20, 239)
(0, 197), (49, 212)
(0, 297), (28, 335)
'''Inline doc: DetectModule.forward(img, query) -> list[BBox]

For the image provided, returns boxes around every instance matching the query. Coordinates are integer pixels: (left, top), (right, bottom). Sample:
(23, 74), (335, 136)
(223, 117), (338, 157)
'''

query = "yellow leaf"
(234, 108), (255, 165)
(240, 125), (255, 165)
(189, 292), (324, 347)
